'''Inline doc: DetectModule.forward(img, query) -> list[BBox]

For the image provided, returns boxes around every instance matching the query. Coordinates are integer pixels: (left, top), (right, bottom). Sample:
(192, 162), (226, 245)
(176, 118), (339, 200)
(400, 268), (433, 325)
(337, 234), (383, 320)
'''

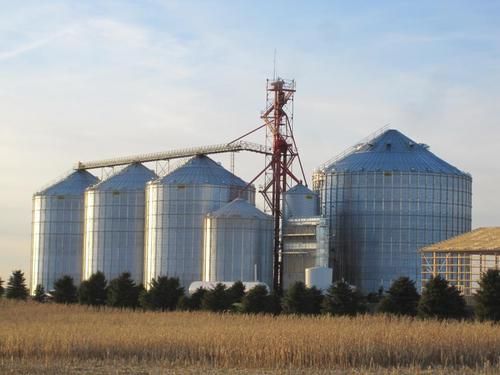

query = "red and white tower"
(235, 78), (305, 290)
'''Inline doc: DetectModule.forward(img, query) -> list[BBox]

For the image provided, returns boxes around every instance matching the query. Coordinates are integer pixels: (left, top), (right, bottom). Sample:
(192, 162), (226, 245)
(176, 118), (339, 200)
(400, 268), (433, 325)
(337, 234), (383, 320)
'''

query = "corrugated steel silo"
(316, 129), (472, 292)
(283, 184), (319, 219)
(202, 198), (273, 287)
(31, 170), (99, 292)
(144, 155), (255, 288)
(82, 163), (156, 283)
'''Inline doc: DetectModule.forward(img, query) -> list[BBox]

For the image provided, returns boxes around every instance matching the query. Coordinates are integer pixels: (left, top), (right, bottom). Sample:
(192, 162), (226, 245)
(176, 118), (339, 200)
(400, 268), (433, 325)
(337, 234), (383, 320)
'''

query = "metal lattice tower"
(239, 78), (306, 290)
(263, 78), (304, 290)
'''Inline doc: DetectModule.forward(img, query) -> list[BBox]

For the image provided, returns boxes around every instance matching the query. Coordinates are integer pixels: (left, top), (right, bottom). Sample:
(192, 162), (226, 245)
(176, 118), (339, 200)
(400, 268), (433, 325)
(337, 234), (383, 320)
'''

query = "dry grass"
(1, 300), (500, 373)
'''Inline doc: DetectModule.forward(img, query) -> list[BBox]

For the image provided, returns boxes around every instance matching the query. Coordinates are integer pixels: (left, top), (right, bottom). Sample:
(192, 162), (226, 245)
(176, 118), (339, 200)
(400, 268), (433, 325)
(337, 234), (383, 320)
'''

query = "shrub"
(79, 271), (108, 306)
(33, 284), (46, 303)
(321, 281), (365, 316)
(107, 272), (141, 309)
(140, 276), (184, 311)
(282, 282), (323, 315)
(268, 290), (283, 315)
(366, 287), (384, 303)
(0, 277), (4, 298)
(378, 277), (420, 316)
(241, 285), (271, 314)
(418, 275), (466, 320)
(227, 281), (246, 306)
(6, 270), (29, 300)
(53, 275), (78, 304)
(178, 287), (207, 311)
(202, 283), (231, 312)
(475, 269), (500, 322)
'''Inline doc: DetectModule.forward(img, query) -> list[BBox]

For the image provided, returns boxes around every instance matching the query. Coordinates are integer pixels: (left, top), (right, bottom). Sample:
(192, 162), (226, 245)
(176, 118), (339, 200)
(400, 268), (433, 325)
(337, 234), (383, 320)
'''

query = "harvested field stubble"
(1, 301), (500, 371)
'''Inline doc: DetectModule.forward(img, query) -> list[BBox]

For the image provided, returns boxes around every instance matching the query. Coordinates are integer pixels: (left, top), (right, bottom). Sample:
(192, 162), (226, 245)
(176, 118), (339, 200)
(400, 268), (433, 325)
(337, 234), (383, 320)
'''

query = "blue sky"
(1, 1), (500, 280)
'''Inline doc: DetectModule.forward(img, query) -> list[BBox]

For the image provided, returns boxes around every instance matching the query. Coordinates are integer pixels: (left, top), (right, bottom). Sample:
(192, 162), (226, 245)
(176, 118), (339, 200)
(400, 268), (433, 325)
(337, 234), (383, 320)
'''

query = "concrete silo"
(144, 155), (255, 288)
(31, 170), (99, 292)
(314, 129), (472, 292)
(82, 163), (156, 283)
(202, 198), (273, 287)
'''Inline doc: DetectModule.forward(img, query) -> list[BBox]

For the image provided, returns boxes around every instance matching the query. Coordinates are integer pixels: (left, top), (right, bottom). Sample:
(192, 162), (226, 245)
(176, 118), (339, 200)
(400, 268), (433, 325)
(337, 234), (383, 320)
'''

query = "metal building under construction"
(421, 227), (500, 296)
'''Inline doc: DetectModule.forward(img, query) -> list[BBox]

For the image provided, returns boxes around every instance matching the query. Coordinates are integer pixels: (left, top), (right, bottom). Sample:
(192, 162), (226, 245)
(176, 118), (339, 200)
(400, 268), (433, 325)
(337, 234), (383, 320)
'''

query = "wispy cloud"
(381, 31), (500, 46)
(0, 28), (75, 62)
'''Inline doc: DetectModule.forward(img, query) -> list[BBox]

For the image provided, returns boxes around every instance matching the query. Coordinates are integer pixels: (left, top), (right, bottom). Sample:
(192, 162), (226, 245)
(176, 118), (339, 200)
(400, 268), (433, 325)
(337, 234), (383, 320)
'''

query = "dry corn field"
(1, 301), (500, 374)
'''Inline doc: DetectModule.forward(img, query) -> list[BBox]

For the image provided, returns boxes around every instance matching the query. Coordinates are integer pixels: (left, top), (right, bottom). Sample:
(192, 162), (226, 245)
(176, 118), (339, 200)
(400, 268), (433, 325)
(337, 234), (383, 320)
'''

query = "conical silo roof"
(37, 170), (99, 195)
(159, 155), (248, 186)
(286, 184), (315, 195)
(325, 129), (468, 175)
(91, 163), (156, 191)
(208, 198), (271, 219)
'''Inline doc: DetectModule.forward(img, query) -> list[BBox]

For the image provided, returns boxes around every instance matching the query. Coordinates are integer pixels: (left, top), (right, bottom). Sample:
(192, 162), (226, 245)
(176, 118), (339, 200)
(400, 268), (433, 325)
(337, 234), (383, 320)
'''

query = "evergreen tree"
(33, 284), (46, 303)
(0, 277), (4, 298)
(475, 269), (500, 322)
(140, 276), (184, 311)
(241, 285), (271, 314)
(79, 272), (108, 306)
(268, 290), (283, 315)
(107, 272), (141, 308)
(53, 275), (78, 304)
(321, 281), (366, 316)
(227, 281), (246, 306)
(6, 270), (29, 300)
(308, 286), (324, 314)
(177, 287), (206, 311)
(201, 283), (231, 312)
(418, 275), (466, 320)
(138, 288), (152, 309)
(378, 277), (420, 316)
(366, 287), (384, 304)
(282, 282), (323, 315)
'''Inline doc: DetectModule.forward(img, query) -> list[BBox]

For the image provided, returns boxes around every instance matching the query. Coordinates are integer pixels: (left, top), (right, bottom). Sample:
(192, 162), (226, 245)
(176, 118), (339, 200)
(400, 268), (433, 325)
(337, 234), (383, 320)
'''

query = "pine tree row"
(1, 270), (500, 321)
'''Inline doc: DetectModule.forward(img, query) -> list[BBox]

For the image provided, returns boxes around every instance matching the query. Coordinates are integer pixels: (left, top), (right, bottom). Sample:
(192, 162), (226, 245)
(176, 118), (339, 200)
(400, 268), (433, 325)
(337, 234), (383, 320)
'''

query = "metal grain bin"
(83, 163), (156, 283)
(144, 155), (255, 288)
(316, 129), (472, 292)
(283, 184), (319, 219)
(202, 198), (273, 286)
(31, 170), (99, 292)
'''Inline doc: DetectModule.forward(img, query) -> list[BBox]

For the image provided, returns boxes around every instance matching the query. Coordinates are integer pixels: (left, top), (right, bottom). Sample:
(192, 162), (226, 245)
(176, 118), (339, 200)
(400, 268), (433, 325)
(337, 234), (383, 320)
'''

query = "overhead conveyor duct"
(74, 141), (272, 170)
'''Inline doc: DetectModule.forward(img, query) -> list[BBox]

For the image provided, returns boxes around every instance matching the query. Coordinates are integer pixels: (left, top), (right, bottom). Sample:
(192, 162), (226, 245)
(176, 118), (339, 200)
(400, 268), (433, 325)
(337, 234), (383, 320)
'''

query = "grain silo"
(314, 129), (472, 292)
(283, 184), (319, 220)
(144, 155), (255, 288)
(31, 170), (99, 292)
(202, 198), (273, 287)
(82, 163), (156, 283)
